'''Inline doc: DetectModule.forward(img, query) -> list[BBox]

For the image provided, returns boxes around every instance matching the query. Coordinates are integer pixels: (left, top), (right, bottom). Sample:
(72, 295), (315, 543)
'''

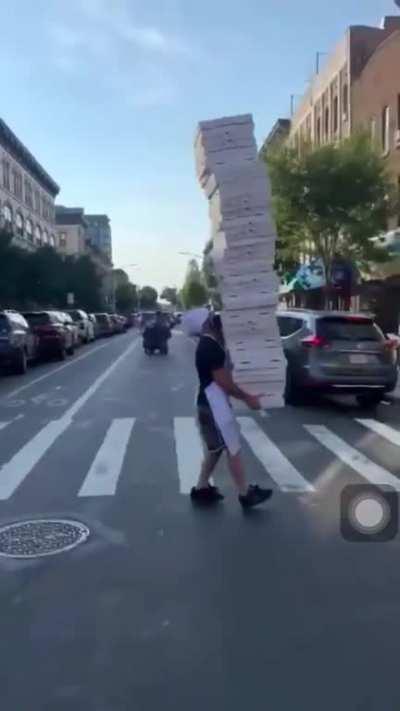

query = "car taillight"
(384, 338), (398, 350)
(301, 335), (328, 348)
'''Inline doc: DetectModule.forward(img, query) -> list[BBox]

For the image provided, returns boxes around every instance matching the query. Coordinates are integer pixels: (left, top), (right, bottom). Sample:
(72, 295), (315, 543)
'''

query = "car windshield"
(68, 311), (82, 322)
(23, 313), (51, 326)
(317, 317), (383, 342)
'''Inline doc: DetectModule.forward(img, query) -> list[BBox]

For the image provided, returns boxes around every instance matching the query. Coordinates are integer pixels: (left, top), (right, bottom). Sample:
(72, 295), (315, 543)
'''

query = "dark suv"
(23, 311), (74, 361)
(277, 309), (398, 407)
(0, 310), (38, 374)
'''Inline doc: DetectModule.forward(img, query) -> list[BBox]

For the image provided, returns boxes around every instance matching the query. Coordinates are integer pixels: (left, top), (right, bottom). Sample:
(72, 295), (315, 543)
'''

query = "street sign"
(67, 292), (75, 306)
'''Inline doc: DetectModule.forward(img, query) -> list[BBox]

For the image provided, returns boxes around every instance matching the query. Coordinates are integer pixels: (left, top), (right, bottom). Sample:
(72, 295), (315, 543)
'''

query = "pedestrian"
(183, 307), (273, 509)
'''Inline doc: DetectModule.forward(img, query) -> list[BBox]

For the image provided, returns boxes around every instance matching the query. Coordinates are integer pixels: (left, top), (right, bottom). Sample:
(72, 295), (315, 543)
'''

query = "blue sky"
(1, 0), (397, 292)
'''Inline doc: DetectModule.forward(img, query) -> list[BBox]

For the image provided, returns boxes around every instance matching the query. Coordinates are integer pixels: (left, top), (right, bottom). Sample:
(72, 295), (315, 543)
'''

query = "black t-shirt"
(195, 335), (226, 406)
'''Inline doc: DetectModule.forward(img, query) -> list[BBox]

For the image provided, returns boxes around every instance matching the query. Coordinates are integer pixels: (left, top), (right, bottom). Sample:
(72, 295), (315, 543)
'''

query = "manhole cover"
(0, 519), (90, 559)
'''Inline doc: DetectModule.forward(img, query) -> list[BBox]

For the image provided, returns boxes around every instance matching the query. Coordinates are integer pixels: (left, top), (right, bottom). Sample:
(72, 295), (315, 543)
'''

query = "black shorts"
(197, 405), (226, 453)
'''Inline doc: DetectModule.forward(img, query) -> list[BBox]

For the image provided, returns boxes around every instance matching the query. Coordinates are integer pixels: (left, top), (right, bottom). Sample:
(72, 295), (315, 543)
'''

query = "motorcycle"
(143, 323), (171, 356)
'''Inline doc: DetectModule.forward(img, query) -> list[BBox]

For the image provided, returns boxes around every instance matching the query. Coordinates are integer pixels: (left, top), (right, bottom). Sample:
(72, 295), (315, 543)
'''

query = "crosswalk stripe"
(238, 417), (315, 492)
(174, 417), (204, 494)
(305, 425), (400, 490)
(0, 419), (70, 500)
(78, 419), (135, 497)
(0, 422), (10, 432)
(356, 419), (400, 447)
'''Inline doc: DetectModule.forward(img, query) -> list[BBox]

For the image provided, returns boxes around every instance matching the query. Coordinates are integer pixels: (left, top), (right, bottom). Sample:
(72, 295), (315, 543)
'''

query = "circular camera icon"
(341, 484), (398, 542)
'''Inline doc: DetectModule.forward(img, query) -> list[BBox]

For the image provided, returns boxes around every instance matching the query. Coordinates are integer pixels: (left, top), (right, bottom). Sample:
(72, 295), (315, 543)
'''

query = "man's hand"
(245, 393), (264, 411)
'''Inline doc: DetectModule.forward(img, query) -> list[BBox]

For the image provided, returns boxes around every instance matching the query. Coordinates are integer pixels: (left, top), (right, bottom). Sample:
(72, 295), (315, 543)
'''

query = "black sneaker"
(190, 485), (224, 504)
(239, 485), (273, 509)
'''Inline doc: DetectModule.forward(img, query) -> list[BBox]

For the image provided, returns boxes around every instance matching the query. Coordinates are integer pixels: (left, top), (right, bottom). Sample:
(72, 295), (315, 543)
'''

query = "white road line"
(0, 338), (139, 500)
(356, 419), (400, 447)
(174, 417), (204, 494)
(79, 419), (135, 497)
(238, 417), (314, 492)
(305, 424), (400, 491)
(0, 422), (10, 432)
(4, 338), (119, 400)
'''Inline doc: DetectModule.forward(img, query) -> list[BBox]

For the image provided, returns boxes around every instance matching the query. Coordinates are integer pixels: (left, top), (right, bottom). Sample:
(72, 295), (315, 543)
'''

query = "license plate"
(349, 354), (368, 364)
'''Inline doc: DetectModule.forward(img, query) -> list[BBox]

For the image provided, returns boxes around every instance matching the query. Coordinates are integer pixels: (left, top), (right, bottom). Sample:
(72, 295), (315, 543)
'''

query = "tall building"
(0, 118), (59, 250)
(85, 214), (112, 261)
(286, 15), (400, 230)
(55, 205), (114, 309)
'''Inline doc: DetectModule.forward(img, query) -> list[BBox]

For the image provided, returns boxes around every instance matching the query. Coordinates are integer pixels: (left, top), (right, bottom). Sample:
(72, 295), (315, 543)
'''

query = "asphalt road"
(1, 330), (400, 711)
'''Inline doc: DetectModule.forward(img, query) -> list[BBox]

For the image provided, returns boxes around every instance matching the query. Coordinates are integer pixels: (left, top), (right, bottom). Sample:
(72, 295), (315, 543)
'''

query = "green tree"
(65, 255), (103, 312)
(181, 259), (208, 307)
(139, 285), (158, 309)
(116, 282), (138, 313)
(202, 239), (222, 309)
(160, 286), (179, 306)
(266, 133), (398, 298)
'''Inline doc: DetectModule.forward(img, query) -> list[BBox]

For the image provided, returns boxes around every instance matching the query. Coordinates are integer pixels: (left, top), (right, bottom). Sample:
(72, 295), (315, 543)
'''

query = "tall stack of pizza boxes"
(195, 114), (286, 409)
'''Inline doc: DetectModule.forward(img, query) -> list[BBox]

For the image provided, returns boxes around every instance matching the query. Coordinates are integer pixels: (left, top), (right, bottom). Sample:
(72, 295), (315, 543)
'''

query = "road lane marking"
(78, 419), (135, 497)
(4, 337), (127, 400)
(0, 422), (10, 432)
(238, 417), (314, 492)
(305, 424), (400, 490)
(0, 339), (139, 500)
(356, 419), (400, 447)
(174, 417), (204, 494)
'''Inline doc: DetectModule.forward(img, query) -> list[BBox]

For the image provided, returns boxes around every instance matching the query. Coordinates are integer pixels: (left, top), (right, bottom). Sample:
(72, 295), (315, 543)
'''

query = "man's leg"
(227, 450), (248, 497)
(196, 449), (223, 489)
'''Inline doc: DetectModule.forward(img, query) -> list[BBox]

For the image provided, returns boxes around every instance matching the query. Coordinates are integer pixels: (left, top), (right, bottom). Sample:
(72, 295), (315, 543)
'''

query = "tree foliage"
(202, 238), (222, 309)
(139, 285), (158, 309)
(160, 286), (179, 306)
(116, 282), (137, 313)
(265, 133), (398, 284)
(0, 229), (103, 311)
(181, 258), (208, 308)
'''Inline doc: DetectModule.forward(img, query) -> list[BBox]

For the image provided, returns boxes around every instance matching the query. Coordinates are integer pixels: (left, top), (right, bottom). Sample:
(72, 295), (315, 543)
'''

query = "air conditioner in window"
(395, 129), (400, 148)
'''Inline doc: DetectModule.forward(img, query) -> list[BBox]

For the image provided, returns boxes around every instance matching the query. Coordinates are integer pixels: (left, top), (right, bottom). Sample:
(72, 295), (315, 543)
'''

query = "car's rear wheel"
(356, 392), (384, 409)
(13, 349), (27, 375)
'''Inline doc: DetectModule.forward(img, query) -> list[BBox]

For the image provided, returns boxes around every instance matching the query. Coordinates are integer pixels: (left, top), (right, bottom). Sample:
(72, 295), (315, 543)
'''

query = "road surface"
(0, 329), (400, 711)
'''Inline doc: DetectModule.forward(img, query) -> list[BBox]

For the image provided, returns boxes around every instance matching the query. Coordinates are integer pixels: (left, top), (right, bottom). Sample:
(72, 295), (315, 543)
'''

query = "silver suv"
(277, 309), (398, 407)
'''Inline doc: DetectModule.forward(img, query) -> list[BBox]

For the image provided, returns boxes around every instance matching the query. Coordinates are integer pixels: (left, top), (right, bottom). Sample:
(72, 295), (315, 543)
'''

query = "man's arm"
(212, 367), (262, 410)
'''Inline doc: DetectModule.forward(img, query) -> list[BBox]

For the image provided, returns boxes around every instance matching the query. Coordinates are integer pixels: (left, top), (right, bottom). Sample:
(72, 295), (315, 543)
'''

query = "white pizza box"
(214, 239), (277, 265)
(221, 307), (278, 335)
(196, 125), (256, 158)
(233, 385), (285, 411)
(215, 258), (277, 282)
(234, 373), (286, 389)
(231, 348), (285, 371)
(211, 214), (277, 247)
(203, 161), (271, 199)
(196, 113), (254, 136)
(227, 330), (282, 353)
(196, 147), (258, 185)
(221, 270), (280, 293)
(222, 289), (279, 311)
(209, 187), (271, 224)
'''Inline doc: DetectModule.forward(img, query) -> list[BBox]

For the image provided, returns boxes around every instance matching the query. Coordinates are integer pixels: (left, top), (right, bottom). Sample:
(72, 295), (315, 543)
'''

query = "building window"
(12, 169), (22, 199)
(24, 178), (33, 208)
(43, 229), (49, 244)
(15, 212), (24, 237)
(35, 225), (42, 245)
(59, 232), (67, 248)
(2, 160), (10, 191)
(382, 106), (390, 154)
(49, 233), (56, 247)
(333, 96), (339, 134)
(2, 203), (12, 227)
(342, 84), (349, 119)
(34, 189), (40, 214)
(26, 219), (33, 242)
(324, 107), (330, 140)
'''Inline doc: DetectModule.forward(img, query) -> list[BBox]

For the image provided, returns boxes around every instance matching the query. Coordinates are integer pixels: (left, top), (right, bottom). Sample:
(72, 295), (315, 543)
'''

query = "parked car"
(23, 311), (74, 361)
(125, 313), (136, 329)
(0, 310), (38, 374)
(66, 309), (94, 344)
(110, 314), (125, 334)
(88, 314), (99, 339)
(277, 309), (398, 407)
(94, 313), (114, 337)
(60, 312), (80, 348)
